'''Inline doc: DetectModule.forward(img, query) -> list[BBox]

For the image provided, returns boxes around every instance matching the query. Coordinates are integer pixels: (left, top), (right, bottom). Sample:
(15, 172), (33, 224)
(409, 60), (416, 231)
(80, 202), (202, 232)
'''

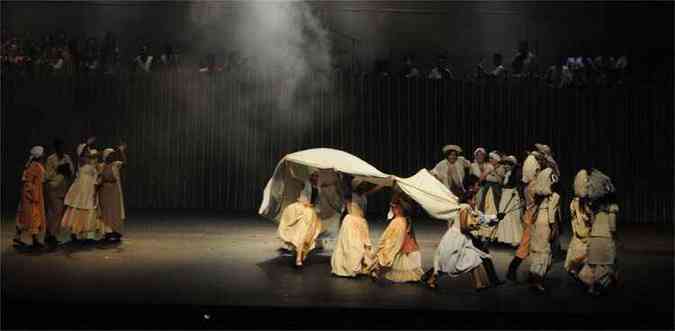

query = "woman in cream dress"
(476, 151), (504, 240)
(371, 195), (424, 283)
(495, 155), (524, 246)
(278, 171), (323, 268)
(61, 149), (103, 241)
(98, 144), (128, 241)
(331, 179), (383, 277)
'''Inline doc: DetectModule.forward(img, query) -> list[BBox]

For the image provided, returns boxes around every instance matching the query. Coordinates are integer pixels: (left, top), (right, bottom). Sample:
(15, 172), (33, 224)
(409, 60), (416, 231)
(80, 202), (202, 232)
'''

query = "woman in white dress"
(331, 179), (383, 277)
(424, 174), (503, 290)
(61, 148), (103, 242)
(371, 194), (424, 283)
(495, 155), (524, 246)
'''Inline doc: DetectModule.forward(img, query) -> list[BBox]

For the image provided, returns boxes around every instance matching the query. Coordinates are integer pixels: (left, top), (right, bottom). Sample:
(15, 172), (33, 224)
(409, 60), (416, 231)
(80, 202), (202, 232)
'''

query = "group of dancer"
(14, 136), (128, 249)
(274, 143), (619, 296)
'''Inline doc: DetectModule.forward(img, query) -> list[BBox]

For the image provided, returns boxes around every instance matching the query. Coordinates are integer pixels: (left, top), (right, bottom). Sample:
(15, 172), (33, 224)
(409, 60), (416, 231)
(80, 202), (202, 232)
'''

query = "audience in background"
(0, 28), (647, 87)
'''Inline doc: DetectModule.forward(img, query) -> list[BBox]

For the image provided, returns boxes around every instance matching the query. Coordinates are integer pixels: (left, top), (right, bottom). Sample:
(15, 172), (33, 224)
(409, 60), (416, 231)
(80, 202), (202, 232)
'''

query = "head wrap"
(506, 155), (518, 165)
(89, 149), (99, 158)
(30, 145), (44, 159)
(26, 145), (44, 167)
(488, 151), (501, 162)
(103, 148), (115, 161)
(442, 145), (462, 154)
(473, 147), (486, 156)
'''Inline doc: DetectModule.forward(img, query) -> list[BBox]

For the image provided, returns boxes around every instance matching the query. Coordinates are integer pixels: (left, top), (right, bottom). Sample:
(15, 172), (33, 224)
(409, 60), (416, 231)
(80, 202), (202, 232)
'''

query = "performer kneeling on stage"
(278, 170), (323, 268)
(371, 194), (424, 283)
(423, 175), (503, 291)
(331, 178), (383, 277)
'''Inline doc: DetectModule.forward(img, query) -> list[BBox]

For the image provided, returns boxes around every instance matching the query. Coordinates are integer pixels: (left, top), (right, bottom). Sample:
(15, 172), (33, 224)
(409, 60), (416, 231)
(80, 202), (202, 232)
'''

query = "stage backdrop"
(2, 72), (672, 224)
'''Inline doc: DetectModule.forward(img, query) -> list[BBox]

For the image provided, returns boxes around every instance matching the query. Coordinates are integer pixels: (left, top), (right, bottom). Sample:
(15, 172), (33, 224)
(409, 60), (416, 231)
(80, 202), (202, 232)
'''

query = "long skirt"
(495, 188), (523, 246)
(331, 215), (375, 277)
(61, 207), (102, 239)
(434, 227), (490, 276)
(99, 182), (125, 233)
(278, 202), (323, 258)
(385, 250), (424, 283)
(45, 189), (67, 236)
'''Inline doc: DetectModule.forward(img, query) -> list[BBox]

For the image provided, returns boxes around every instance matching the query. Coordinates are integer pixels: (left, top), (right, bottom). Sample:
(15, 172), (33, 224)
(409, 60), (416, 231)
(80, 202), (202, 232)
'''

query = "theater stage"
(2, 210), (673, 329)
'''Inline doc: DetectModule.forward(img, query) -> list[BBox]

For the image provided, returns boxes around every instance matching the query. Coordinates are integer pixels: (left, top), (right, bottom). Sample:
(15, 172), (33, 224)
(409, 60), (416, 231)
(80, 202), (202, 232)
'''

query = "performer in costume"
(525, 165), (560, 292)
(506, 149), (544, 281)
(572, 168), (620, 296)
(476, 151), (505, 240)
(565, 169), (592, 280)
(430, 144), (470, 198)
(495, 155), (524, 246)
(44, 138), (74, 246)
(424, 174), (503, 291)
(371, 194), (424, 283)
(98, 144), (128, 242)
(331, 178), (384, 277)
(277, 169), (324, 267)
(14, 146), (48, 248)
(470, 147), (492, 212)
(61, 148), (103, 242)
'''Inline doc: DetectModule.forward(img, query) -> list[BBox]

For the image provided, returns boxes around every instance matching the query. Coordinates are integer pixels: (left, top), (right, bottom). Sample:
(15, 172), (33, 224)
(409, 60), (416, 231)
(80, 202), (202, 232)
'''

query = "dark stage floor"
(2, 210), (673, 329)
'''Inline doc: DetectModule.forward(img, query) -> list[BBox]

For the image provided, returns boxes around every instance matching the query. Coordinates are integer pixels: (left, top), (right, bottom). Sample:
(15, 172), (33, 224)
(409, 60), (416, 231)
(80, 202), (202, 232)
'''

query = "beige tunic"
(565, 198), (592, 272)
(588, 204), (619, 265)
(528, 168), (560, 277)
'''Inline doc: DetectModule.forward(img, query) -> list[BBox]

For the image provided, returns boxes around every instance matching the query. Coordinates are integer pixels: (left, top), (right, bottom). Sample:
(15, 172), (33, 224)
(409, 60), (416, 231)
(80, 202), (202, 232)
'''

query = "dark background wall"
(2, 1), (673, 77)
(2, 73), (673, 223)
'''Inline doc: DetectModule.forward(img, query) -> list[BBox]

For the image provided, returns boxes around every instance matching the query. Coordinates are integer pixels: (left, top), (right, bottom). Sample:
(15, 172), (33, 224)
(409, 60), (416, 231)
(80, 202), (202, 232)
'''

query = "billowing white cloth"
(259, 148), (460, 223)
(259, 148), (390, 223)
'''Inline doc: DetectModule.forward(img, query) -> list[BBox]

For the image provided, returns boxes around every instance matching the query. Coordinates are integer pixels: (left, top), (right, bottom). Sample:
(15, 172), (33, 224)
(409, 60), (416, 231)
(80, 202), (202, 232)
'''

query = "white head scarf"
(26, 145), (44, 167)
(488, 151), (501, 162)
(473, 147), (486, 157)
(30, 145), (44, 159)
(103, 148), (115, 161)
